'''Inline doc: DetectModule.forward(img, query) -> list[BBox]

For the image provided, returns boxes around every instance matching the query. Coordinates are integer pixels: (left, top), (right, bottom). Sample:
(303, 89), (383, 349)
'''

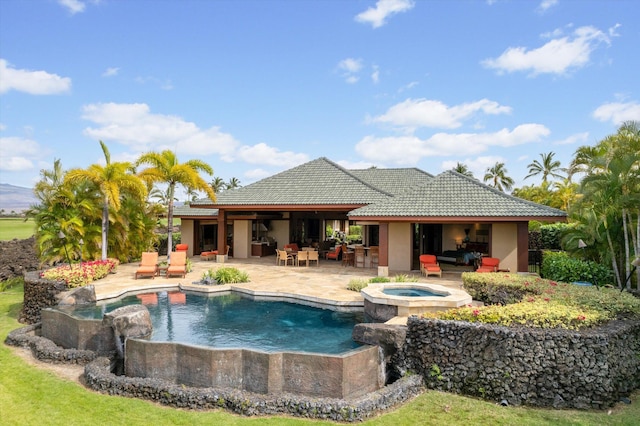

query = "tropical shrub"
(369, 276), (391, 283)
(213, 267), (249, 284)
(347, 279), (368, 292)
(541, 250), (611, 285)
(393, 274), (418, 282)
(40, 259), (119, 288)
(539, 223), (571, 250)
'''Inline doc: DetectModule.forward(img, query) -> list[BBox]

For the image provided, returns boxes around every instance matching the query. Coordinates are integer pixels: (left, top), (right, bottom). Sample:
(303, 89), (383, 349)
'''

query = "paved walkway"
(93, 255), (466, 323)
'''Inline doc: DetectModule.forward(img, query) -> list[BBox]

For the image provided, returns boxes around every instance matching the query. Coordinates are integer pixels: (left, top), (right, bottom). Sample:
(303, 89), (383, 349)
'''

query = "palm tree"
(209, 177), (227, 194)
(226, 177), (241, 190)
(452, 162), (474, 178)
(65, 141), (147, 260)
(483, 162), (514, 192)
(136, 150), (217, 261)
(525, 152), (564, 183)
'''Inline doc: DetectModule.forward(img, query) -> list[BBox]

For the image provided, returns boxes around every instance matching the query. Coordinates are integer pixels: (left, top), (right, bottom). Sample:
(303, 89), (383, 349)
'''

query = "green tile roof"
(173, 205), (218, 217)
(191, 157), (393, 206)
(348, 170), (567, 218)
(349, 167), (433, 196)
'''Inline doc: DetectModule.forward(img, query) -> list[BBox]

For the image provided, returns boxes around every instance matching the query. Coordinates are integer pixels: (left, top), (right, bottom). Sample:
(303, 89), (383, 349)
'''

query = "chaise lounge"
(135, 252), (159, 279)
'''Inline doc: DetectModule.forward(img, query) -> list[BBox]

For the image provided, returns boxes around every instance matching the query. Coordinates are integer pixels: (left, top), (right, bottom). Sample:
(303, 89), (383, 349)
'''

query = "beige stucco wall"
(491, 223), (518, 272)
(180, 220), (194, 257)
(270, 220), (289, 250)
(233, 220), (252, 259)
(388, 222), (412, 271)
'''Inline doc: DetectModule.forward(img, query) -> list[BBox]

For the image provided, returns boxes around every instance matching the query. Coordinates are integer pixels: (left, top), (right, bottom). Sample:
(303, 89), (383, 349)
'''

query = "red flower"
(550, 281), (558, 286)
(577, 315), (586, 321)
(472, 309), (480, 316)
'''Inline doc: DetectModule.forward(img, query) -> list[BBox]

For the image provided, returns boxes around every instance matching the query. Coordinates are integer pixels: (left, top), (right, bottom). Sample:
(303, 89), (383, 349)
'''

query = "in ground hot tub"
(361, 283), (472, 322)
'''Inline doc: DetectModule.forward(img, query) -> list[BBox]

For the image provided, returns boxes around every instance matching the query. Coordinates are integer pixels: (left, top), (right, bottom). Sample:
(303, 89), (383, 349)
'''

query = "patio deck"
(92, 254), (465, 323)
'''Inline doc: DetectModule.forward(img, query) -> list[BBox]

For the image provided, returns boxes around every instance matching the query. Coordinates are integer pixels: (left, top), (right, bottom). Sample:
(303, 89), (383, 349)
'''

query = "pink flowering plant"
(41, 258), (119, 288)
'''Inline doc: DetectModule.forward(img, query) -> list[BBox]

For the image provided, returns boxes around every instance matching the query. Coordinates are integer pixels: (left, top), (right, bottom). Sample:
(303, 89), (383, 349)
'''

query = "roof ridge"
(320, 158), (396, 198)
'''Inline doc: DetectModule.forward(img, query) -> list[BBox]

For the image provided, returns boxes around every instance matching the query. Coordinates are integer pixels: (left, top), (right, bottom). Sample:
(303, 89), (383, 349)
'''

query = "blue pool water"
(382, 288), (443, 297)
(66, 291), (365, 354)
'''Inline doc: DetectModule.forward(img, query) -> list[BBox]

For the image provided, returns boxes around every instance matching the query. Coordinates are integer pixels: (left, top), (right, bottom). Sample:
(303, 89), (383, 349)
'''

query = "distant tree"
(227, 177), (241, 190)
(525, 152), (564, 183)
(65, 141), (147, 260)
(452, 162), (474, 178)
(483, 162), (514, 192)
(136, 150), (217, 261)
(209, 177), (227, 194)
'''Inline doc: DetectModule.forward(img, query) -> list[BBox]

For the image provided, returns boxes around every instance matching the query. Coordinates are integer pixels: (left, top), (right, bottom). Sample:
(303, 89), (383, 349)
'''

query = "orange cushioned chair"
(167, 251), (187, 278)
(419, 254), (442, 277)
(476, 257), (500, 273)
(175, 244), (188, 252)
(325, 245), (342, 260)
(135, 252), (159, 279)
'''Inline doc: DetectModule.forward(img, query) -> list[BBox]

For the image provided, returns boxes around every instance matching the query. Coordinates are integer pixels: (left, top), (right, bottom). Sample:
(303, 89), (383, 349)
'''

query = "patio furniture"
(296, 250), (309, 266)
(354, 246), (365, 268)
(175, 244), (188, 252)
(277, 249), (294, 266)
(284, 243), (300, 252)
(419, 254), (442, 277)
(369, 246), (379, 268)
(342, 244), (354, 267)
(200, 250), (216, 261)
(135, 252), (159, 279)
(307, 250), (319, 266)
(167, 251), (187, 278)
(325, 245), (342, 260)
(476, 257), (500, 273)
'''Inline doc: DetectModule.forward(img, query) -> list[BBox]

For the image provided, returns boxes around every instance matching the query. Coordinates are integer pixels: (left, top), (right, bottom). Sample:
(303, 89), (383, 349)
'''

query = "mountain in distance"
(0, 183), (38, 213)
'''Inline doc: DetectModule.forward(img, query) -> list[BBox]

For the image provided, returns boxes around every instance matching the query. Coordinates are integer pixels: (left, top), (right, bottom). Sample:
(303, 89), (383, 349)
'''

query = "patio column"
(378, 222), (389, 277)
(517, 221), (528, 273)
(217, 209), (227, 263)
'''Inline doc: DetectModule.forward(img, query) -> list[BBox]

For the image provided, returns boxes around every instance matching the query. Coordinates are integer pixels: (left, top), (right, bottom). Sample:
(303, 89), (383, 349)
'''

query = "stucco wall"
(233, 220), (251, 259)
(270, 220), (289, 249)
(388, 222), (412, 271)
(491, 223), (517, 272)
(180, 220), (194, 256)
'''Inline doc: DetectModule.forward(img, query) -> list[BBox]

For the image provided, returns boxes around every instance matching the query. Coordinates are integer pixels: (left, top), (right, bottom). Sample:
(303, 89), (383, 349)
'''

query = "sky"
(1, 0), (639, 199)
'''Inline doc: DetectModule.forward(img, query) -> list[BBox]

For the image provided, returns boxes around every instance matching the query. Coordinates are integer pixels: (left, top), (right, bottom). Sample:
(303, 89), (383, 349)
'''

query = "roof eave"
(348, 215), (567, 223)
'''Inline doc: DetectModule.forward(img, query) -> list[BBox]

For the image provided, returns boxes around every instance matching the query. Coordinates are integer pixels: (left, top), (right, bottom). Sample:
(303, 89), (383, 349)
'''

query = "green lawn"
(1, 282), (639, 425)
(0, 218), (35, 241)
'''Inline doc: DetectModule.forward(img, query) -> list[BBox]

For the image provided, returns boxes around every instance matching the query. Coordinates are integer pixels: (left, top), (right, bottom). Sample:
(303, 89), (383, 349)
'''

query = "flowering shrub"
(437, 272), (640, 329)
(41, 259), (119, 288)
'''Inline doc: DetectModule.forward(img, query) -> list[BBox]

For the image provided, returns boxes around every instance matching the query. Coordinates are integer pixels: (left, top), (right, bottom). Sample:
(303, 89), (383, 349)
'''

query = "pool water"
(67, 291), (365, 354)
(382, 288), (443, 297)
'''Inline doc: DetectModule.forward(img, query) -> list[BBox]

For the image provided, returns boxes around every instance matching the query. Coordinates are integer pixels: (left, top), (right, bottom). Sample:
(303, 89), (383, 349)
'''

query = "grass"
(1, 282), (640, 425)
(0, 218), (35, 241)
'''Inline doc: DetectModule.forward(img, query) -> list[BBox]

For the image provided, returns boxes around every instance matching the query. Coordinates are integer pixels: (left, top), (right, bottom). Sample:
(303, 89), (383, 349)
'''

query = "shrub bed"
(40, 259), (119, 288)
(541, 250), (611, 285)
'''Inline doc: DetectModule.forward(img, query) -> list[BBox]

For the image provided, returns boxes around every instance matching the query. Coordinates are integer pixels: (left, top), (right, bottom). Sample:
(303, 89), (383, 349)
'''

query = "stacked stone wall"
(403, 317), (640, 409)
(20, 271), (68, 324)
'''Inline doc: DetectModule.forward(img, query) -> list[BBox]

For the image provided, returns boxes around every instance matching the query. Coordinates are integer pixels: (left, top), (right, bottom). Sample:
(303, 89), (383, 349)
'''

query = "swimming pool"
(382, 287), (442, 297)
(67, 290), (365, 354)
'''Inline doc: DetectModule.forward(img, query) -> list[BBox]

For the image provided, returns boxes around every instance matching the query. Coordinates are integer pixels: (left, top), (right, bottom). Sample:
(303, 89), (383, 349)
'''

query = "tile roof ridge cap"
(321, 157), (395, 198)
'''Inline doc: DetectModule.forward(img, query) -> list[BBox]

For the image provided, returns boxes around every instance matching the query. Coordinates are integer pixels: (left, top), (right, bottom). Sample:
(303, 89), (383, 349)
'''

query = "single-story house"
(175, 157), (566, 275)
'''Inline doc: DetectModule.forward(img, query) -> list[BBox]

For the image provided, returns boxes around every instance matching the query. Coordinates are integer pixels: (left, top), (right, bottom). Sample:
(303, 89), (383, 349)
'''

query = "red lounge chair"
(167, 251), (187, 278)
(325, 245), (342, 260)
(175, 244), (188, 252)
(419, 254), (442, 277)
(476, 257), (500, 273)
(135, 252), (159, 279)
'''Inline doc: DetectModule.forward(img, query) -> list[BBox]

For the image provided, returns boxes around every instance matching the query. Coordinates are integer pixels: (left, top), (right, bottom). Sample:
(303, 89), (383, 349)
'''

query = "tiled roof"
(173, 205), (218, 217)
(349, 167), (433, 196)
(349, 170), (567, 218)
(191, 157), (392, 206)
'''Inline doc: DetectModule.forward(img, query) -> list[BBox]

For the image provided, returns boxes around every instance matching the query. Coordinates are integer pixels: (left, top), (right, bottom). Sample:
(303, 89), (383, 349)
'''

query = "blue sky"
(1, 0), (638, 198)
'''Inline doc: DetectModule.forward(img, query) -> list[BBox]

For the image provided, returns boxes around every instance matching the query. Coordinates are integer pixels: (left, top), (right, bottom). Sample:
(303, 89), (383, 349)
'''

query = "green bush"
(541, 250), (611, 285)
(347, 279), (368, 292)
(539, 223), (570, 250)
(214, 267), (249, 284)
(393, 274), (418, 282)
(369, 276), (391, 283)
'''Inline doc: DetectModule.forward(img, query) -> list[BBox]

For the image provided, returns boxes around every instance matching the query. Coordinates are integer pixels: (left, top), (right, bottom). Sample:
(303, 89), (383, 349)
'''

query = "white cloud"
(537, 0), (558, 14)
(102, 67), (120, 77)
(0, 124), (6, 131)
(592, 101), (640, 124)
(355, 0), (415, 29)
(235, 143), (309, 168)
(555, 132), (590, 145)
(244, 168), (271, 182)
(398, 81), (418, 93)
(0, 59), (72, 95)
(355, 124), (549, 165)
(371, 65), (380, 84)
(0, 136), (41, 171)
(58, 0), (85, 14)
(482, 25), (617, 76)
(81, 102), (240, 157)
(337, 58), (363, 84)
(371, 98), (512, 130)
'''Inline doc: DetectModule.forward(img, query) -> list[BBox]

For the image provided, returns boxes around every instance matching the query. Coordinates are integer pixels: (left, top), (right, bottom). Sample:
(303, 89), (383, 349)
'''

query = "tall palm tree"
(209, 177), (227, 194)
(136, 150), (217, 261)
(483, 162), (514, 192)
(525, 152), (564, 183)
(226, 177), (241, 190)
(452, 162), (474, 178)
(65, 141), (147, 260)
